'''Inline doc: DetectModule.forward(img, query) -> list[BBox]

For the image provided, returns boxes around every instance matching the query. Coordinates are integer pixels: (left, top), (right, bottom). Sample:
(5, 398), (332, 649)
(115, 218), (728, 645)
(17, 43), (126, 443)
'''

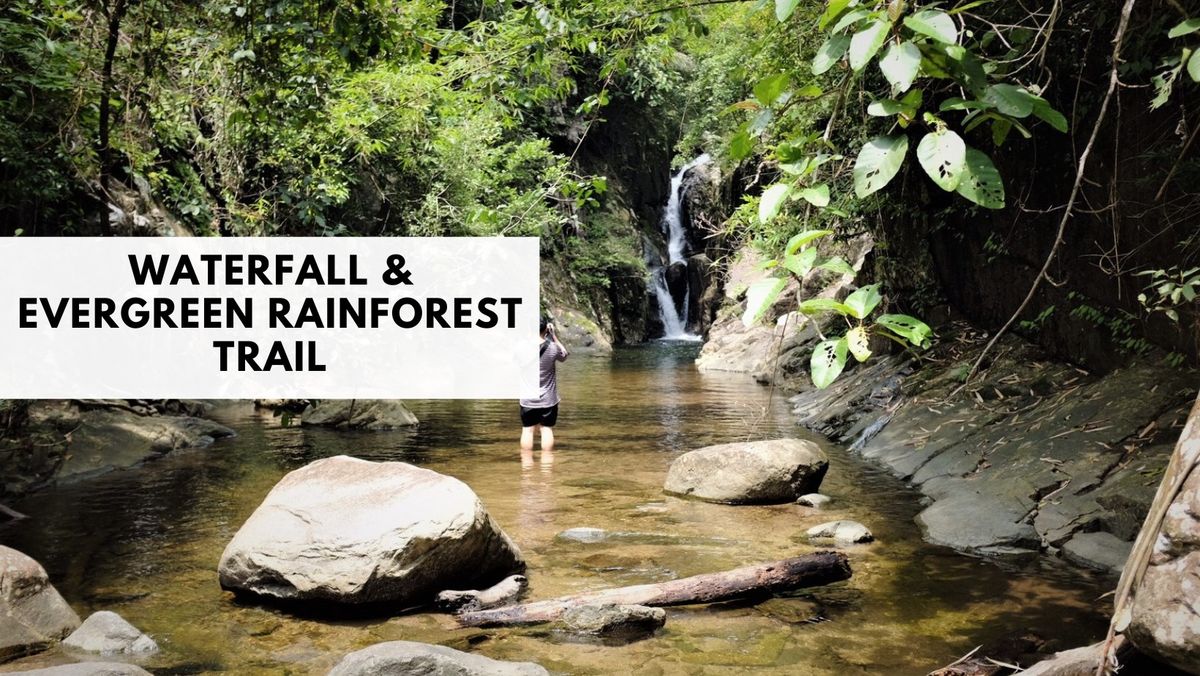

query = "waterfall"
(653, 153), (710, 341)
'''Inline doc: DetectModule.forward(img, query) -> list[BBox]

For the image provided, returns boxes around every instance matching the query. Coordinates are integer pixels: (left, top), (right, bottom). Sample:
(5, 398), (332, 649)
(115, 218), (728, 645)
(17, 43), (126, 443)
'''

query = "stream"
(0, 343), (1113, 674)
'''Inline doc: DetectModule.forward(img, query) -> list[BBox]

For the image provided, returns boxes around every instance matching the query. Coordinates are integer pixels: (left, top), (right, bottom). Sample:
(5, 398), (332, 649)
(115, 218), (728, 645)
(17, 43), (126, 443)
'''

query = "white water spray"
(654, 154), (709, 341)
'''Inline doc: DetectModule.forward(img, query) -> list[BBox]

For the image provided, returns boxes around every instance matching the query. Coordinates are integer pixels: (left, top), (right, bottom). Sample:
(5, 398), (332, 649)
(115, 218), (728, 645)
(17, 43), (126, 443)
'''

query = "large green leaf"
(867, 99), (905, 116)
(853, 134), (909, 198)
(816, 256), (856, 275)
(819, 0), (854, 30)
(729, 128), (753, 160)
(1168, 18), (1200, 38)
(798, 298), (854, 315)
(904, 10), (957, 44)
(843, 283), (882, 319)
(1189, 49), (1200, 83)
(875, 313), (932, 347)
(1031, 98), (1068, 132)
(812, 35), (850, 75)
(776, 0), (802, 21)
(785, 229), (833, 254)
(832, 8), (870, 33)
(782, 247), (818, 277)
(796, 184), (831, 207)
(955, 147), (1005, 209)
(759, 183), (792, 223)
(811, 337), (850, 388)
(741, 277), (787, 327)
(847, 325), (872, 362)
(754, 73), (790, 106)
(879, 41), (921, 93)
(916, 128), (966, 191)
(848, 19), (891, 71)
(984, 83), (1034, 118)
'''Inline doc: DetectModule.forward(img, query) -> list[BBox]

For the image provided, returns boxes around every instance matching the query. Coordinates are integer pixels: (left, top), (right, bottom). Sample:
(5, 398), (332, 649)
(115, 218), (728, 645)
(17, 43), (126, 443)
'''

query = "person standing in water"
(520, 316), (569, 460)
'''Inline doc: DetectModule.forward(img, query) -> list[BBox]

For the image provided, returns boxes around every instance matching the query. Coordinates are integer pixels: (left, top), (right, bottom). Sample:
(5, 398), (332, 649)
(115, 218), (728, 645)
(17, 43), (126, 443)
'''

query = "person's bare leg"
(520, 425), (536, 452)
(540, 425), (555, 453)
(520, 447), (534, 470)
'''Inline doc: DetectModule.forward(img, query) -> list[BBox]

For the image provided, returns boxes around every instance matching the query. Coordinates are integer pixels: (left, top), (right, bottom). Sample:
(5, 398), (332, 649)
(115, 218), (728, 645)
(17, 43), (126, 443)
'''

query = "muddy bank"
(699, 274), (1195, 573)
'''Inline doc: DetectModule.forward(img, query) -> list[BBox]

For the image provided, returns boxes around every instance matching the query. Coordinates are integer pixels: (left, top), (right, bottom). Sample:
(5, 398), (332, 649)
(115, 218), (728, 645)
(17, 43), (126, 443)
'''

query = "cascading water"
(652, 154), (709, 341)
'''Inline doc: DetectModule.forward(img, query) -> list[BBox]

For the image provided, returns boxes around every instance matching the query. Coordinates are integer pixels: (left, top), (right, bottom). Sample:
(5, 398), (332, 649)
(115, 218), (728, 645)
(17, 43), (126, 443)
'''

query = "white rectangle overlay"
(0, 237), (540, 399)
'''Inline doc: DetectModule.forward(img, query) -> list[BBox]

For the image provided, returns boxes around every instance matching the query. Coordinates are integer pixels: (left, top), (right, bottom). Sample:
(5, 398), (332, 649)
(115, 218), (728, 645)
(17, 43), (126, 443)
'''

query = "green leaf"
(819, 0), (854, 30)
(853, 134), (909, 198)
(796, 184), (831, 207)
(939, 97), (990, 112)
(1168, 18), (1200, 39)
(799, 298), (854, 315)
(782, 247), (819, 277)
(992, 118), (1013, 146)
(232, 48), (256, 63)
(849, 19), (891, 71)
(955, 147), (1005, 209)
(776, 0), (802, 21)
(832, 8), (870, 33)
(816, 256), (856, 275)
(847, 325), (872, 362)
(879, 41), (921, 93)
(867, 99), (905, 116)
(811, 337), (850, 388)
(843, 283), (882, 319)
(813, 35), (851, 75)
(1189, 49), (1200, 83)
(754, 73), (790, 106)
(916, 128), (966, 191)
(904, 10), (957, 44)
(742, 277), (787, 327)
(984, 84), (1034, 118)
(1031, 98), (1068, 132)
(875, 313), (932, 347)
(729, 128), (753, 160)
(759, 183), (792, 223)
(785, 229), (833, 254)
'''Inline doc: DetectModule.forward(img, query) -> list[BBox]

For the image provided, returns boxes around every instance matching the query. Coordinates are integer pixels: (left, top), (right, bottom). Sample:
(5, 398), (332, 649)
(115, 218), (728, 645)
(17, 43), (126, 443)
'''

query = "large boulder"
(1128, 433), (1200, 673)
(0, 545), (81, 661)
(9, 664), (153, 676)
(327, 640), (548, 676)
(663, 439), (828, 504)
(218, 456), (523, 606)
(63, 611), (158, 654)
(301, 400), (418, 430)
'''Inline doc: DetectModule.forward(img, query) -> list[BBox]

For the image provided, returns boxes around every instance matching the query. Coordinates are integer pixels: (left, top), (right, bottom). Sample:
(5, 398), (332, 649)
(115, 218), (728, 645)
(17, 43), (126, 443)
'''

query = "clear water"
(0, 344), (1114, 674)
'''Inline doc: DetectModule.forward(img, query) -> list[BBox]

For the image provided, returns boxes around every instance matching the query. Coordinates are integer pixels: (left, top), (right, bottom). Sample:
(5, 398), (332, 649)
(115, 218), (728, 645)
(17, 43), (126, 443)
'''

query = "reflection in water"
(0, 344), (1116, 675)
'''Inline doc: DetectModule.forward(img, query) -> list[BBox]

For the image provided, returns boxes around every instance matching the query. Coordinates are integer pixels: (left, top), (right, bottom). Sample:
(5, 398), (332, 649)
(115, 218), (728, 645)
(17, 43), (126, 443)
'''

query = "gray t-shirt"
(520, 340), (567, 408)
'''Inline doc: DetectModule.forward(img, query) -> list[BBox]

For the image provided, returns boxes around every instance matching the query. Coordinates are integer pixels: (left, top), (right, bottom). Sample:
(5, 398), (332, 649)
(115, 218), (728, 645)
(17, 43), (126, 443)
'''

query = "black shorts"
(520, 404), (559, 428)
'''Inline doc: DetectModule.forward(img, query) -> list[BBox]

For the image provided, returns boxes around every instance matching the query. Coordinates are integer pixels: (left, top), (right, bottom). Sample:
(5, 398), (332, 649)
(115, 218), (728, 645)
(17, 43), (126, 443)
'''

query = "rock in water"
(0, 545), (81, 661)
(328, 640), (548, 676)
(11, 664), (153, 675)
(1128, 461), (1200, 672)
(63, 611), (158, 654)
(301, 400), (417, 430)
(1060, 531), (1132, 575)
(805, 520), (874, 545)
(663, 439), (828, 504)
(558, 604), (666, 636)
(797, 493), (831, 509)
(218, 456), (523, 606)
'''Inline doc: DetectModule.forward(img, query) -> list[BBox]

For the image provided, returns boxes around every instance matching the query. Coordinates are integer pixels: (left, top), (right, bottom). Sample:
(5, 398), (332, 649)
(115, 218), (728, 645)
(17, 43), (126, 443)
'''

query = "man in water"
(520, 316), (569, 459)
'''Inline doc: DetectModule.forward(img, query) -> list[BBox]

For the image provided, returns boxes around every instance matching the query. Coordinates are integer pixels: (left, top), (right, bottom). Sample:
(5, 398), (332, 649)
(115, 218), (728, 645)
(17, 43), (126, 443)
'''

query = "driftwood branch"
(435, 574), (528, 613)
(457, 552), (851, 628)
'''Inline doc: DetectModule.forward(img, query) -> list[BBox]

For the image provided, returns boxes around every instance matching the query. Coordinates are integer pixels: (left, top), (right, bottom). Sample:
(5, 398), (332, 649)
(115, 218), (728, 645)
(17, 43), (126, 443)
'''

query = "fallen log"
(457, 551), (851, 627)
(435, 574), (528, 613)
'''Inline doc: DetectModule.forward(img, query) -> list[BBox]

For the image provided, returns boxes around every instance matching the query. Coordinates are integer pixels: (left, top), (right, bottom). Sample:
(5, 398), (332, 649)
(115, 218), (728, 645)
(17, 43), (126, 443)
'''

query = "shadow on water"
(0, 343), (1114, 674)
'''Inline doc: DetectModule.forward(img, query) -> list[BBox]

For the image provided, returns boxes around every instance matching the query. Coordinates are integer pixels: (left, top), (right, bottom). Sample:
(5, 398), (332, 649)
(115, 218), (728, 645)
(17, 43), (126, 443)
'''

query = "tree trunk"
(456, 551), (851, 628)
(97, 0), (129, 229)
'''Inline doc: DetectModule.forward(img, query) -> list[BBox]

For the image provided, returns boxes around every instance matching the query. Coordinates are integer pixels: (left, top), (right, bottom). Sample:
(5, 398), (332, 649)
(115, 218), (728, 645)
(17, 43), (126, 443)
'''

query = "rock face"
(11, 664), (154, 676)
(63, 611), (158, 654)
(663, 439), (828, 504)
(558, 604), (666, 635)
(1128, 412), (1200, 673)
(301, 400), (418, 430)
(916, 493), (1039, 555)
(327, 640), (549, 676)
(218, 456), (523, 606)
(1060, 531), (1132, 575)
(805, 520), (874, 545)
(0, 545), (81, 661)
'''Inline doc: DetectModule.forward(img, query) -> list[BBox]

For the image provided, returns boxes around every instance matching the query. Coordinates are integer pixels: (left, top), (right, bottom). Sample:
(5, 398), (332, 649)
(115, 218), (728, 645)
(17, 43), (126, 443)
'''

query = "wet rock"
(1060, 531), (1131, 575)
(805, 520), (873, 545)
(796, 493), (831, 509)
(915, 492), (1040, 555)
(327, 640), (548, 676)
(663, 438), (828, 504)
(301, 400), (418, 430)
(558, 603), (666, 636)
(556, 527), (608, 544)
(435, 575), (527, 613)
(1128, 427), (1200, 673)
(1017, 641), (1114, 676)
(63, 611), (158, 655)
(218, 456), (522, 606)
(0, 545), (81, 661)
(10, 664), (154, 675)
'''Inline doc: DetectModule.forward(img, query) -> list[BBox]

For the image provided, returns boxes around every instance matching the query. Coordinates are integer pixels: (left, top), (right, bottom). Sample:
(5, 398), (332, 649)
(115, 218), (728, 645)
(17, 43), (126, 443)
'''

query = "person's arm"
(549, 324), (569, 361)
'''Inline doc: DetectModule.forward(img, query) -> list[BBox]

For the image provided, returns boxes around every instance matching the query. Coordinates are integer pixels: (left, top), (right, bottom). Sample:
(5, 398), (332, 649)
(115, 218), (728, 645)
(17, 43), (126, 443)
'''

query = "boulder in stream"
(557, 603), (666, 636)
(805, 520), (874, 545)
(300, 400), (417, 430)
(63, 611), (158, 655)
(663, 438), (828, 504)
(327, 640), (549, 676)
(1060, 531), (1131, 575)
(0, 545), (81, 661)
(218, 455), (523, 606)
(797, 493), (831, 509)
(10, 664), (154, 676)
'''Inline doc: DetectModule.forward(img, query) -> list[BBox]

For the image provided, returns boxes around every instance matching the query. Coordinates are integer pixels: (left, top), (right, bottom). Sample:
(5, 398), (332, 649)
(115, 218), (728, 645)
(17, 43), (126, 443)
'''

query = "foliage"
(1136, 266), (1200, 323)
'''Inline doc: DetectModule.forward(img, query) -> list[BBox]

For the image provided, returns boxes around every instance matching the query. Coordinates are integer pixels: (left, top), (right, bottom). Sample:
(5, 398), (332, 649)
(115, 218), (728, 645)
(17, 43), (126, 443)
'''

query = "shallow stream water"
(1, 344), (1114, 674)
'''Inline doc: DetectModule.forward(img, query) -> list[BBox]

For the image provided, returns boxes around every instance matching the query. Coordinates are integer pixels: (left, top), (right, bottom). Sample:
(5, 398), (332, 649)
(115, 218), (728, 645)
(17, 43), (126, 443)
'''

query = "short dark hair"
(539, 316), (549, 333)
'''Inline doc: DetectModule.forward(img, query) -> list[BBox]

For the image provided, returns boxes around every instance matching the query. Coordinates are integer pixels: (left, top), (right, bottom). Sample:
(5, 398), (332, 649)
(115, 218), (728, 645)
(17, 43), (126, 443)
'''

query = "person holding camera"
(519, 316), (569, 458)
